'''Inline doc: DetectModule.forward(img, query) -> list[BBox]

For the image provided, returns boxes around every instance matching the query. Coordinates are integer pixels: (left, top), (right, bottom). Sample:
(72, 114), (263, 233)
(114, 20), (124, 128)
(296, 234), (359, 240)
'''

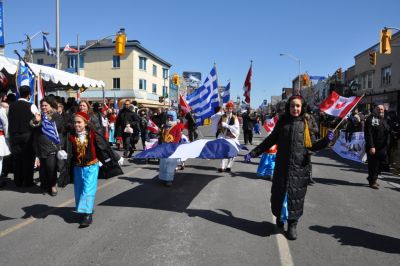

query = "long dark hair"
(285, 95), (307, 117)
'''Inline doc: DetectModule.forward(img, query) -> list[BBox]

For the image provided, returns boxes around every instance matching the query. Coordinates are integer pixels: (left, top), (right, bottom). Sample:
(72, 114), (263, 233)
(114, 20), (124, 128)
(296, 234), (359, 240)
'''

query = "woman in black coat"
(245, 95), (333, 240)
(33, 97), (64, 196)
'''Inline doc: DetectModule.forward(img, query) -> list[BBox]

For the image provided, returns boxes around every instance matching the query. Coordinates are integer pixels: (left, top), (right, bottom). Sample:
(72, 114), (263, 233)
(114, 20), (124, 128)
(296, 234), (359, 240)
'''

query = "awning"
(0, 55), (105, 91)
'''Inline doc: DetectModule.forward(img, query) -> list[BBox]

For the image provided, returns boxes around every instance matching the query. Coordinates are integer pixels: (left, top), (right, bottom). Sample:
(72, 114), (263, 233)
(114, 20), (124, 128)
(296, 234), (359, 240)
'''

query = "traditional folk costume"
(67, 112), (123, 227)
(217, 102), (240, 172)
(0, 105), (10, 176)
(158, 111), (182, 186)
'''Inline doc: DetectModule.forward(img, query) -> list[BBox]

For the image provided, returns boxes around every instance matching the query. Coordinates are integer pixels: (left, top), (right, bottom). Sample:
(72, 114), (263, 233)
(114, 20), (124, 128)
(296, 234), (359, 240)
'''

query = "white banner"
(332, 130), (366, 163)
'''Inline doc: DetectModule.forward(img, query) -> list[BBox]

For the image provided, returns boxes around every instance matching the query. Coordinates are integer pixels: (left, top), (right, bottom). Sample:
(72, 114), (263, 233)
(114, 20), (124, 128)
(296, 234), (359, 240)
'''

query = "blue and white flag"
(41, 114), (60, 145)
(16, 60), (35, 103)
(134, 138), (246, 160)
(43, 35), (56, 57)
(221, 82), (230, 104)
(187, 66), (219, 126)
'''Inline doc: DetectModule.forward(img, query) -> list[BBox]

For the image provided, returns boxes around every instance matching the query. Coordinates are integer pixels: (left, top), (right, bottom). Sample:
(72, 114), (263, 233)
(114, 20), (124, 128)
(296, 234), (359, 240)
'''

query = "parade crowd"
(0, 74), (399, 239)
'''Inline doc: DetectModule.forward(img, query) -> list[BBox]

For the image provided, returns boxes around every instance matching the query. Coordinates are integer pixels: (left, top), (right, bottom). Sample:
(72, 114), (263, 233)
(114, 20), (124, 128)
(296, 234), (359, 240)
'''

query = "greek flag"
(221, 82), (230, 104)
(41, 114), (60, 144)
(134, 138), (247, 160)
(16, 60), (35, 103)
(43, 35), (56, 57)
(187, 66), (219, 126)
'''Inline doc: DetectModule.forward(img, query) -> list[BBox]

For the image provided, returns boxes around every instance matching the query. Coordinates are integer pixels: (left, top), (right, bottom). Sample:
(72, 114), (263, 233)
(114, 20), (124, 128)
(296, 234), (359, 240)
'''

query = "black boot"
(79, 214), (93, 228)
(287, 221), (297, 240)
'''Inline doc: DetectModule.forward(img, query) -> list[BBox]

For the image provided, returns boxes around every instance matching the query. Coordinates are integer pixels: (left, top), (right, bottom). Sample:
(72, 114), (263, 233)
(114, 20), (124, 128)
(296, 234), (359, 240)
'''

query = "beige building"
(33, 39), (172, 108)
(353, 31), (400, 113)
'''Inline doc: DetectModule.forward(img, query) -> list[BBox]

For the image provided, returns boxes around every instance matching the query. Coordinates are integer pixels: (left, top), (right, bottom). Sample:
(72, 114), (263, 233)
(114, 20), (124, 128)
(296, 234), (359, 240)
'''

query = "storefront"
(359, 91), (399, 113)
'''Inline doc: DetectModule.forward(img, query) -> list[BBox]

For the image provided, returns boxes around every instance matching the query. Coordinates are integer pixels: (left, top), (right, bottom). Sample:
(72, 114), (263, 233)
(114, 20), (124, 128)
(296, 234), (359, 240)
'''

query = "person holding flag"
(33, 97), (64, 196)
(244, 95), (334, 240)
(8, 85), (41, 188)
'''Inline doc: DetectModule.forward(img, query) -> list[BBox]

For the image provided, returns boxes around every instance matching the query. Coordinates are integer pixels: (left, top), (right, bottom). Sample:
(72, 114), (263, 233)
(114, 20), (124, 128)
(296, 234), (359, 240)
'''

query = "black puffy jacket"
(250, 114), (329, 220)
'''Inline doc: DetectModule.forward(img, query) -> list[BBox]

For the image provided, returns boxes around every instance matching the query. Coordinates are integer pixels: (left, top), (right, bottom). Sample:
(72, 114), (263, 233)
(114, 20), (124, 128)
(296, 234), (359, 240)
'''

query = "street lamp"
(280, 53), (301, 95)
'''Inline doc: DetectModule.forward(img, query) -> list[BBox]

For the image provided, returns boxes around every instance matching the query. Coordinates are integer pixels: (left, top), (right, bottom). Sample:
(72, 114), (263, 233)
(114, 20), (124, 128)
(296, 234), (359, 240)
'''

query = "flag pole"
(332, 94), (365, 132)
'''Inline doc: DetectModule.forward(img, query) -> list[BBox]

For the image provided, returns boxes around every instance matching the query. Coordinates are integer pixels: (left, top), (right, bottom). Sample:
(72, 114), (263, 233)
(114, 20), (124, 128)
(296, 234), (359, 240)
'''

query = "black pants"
(12, 142), (35, 187)
(188, 129), (198, 142)
(39, 154), (58, 191)
(367, 150), (387, 184)
(141, 132), (147, 150)
(243, 129), (253, 144)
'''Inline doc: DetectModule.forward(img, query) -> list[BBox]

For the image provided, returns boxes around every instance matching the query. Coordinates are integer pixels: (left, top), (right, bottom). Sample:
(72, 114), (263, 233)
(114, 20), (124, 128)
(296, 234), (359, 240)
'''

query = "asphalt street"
(0, 126), (399, 266)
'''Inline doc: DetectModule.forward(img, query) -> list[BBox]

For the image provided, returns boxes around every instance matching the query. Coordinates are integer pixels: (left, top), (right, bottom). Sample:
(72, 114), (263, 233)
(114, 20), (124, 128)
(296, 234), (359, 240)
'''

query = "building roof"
(33, 39), (172, 67)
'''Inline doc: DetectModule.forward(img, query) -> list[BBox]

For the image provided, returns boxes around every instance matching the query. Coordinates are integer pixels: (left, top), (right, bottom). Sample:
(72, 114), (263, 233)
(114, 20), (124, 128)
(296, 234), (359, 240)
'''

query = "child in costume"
(69, 111), (122, 228)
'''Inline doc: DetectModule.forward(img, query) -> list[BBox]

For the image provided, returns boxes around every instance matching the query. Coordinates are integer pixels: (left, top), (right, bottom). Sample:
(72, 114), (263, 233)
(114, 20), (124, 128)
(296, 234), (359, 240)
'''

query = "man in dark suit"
(8, 86), (41, 187)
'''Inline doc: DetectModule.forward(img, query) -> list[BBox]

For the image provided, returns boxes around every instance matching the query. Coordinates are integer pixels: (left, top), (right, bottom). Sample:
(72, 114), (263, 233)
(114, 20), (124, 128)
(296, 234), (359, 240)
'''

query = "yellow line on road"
(0, 168), (141, 238)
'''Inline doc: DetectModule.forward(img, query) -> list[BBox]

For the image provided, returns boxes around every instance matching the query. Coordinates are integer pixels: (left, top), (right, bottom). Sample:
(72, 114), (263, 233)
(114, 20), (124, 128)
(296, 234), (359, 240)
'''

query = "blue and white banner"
(0, 2), (4, 47)
(134, 138), (245, 160)
(16, 60), (35, 103)
(187, 66), (219, 126)
(221, 82), (230, 104)
(332, 130), (366, 163)
(41, 113), (60, 145)
(43, 35), (56, 57)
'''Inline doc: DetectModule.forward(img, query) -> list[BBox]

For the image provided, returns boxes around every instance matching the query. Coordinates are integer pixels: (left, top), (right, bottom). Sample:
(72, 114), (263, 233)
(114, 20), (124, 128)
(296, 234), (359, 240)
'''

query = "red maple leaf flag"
(242, 63), (252, 104)
(320, 91), (362, 118)
(263, 115), (279, 133)
(147, 119), (160, 134)
(179, 94), (191, 117)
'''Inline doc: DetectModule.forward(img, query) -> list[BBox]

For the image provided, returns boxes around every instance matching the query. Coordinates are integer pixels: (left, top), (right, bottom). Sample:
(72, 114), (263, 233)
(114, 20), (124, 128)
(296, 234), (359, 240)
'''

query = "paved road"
(0, 126), (399, 265)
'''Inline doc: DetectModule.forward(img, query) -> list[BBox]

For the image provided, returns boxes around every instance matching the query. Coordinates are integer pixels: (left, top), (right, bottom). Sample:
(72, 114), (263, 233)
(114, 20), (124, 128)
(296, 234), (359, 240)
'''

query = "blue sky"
(3, 0), (400, 107)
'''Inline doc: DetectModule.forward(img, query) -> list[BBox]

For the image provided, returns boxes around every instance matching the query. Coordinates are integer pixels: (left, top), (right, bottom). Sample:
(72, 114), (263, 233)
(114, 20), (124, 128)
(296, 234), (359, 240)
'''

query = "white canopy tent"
(0, 55), (105, 91)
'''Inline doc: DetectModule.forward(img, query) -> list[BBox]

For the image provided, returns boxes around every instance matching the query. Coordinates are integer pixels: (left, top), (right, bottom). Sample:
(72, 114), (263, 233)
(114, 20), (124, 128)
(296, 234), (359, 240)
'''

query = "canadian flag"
(179, 94), (191, 117)
(64, 43), (79, 53)
(263, 115), (278, 133)
(320, 91), (362, 118)
(242, 63), (252, 104)
(147, 119), (159, 134)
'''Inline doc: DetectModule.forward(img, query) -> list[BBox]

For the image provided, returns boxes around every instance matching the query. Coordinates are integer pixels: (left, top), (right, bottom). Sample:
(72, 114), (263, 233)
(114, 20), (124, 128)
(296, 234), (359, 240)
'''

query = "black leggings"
(39, 153), (58, 191)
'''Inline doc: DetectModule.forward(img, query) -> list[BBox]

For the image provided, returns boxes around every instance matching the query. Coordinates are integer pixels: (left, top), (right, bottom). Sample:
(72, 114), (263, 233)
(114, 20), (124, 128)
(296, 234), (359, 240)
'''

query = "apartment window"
(367, 73), (373, 89)
(139, 79), (147, 90)
(162, 68), (169, 79)
(113, 56), (120, 68)
(68, 55), (76, 69)
(67, 55), (84, 69)
(162, 86), (168, 96)
(153, 64), (157, 76)
(139, 56), (147, 70)
(381, 66), (391, 86)
(113, 78), (120, 89)
(152, 83), (157, 93)
(37, 59), (44, 65)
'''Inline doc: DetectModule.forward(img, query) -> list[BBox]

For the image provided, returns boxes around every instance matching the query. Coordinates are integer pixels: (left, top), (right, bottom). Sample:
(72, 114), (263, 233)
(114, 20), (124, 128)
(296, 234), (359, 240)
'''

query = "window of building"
(367, 73), (373, 89)
(113, 78), (120, 89)
(113, 56), (120, 68)
(139, 79), (147, 90)
(162, 68), (169, 79)
(68, 55), (76, 69)
(139, 56), (147, 70)
(381, 66), (391, 86)
(37, 58), (44, 65)
(67, 55), (84, 69)
(152, 83), (157, 93)
(153, 64), (157, 76)
(163, 85), (168, 96)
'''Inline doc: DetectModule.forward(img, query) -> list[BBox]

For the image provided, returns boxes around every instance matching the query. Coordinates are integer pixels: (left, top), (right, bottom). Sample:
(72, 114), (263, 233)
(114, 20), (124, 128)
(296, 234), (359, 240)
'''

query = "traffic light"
(380, 29), (392, 54)
(115, 29), (126, 56)
(301, 74), (309, 86)
(369, 51), (376, 66)
(172, 74), (180, 86)
(159, 96), (164, 103)
(336, 68), (342, 80)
